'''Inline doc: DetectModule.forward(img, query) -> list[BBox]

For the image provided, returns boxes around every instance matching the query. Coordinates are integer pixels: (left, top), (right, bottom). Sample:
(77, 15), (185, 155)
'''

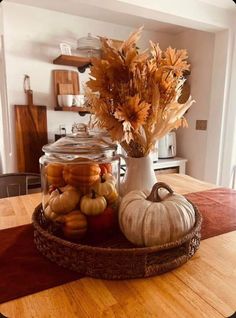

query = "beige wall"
(173, 29), (215, 181)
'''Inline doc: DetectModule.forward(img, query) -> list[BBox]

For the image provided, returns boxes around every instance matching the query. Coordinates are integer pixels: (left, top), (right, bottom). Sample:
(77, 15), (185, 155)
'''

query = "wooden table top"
(0, 174), (235, 317)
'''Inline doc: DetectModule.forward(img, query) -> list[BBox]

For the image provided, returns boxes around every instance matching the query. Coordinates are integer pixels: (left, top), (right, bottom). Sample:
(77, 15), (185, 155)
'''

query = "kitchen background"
(0, 0), (235, 186)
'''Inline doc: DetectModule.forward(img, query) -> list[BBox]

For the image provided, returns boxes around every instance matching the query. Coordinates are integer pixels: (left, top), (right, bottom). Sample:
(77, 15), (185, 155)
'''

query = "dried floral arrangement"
(86, 27), (194, 158)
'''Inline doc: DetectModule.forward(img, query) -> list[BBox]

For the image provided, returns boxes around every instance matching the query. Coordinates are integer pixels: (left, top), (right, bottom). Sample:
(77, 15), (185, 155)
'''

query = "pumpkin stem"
(146, 182), (174, 202)
(56, 187), (63, 194)
(91, 189), (97, 199)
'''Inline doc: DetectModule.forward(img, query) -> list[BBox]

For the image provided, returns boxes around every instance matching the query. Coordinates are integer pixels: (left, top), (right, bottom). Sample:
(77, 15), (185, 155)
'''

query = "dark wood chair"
(0, 173), (41, 198)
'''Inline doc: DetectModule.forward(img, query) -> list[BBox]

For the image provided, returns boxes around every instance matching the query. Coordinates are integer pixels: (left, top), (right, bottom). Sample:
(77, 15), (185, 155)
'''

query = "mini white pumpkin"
(93, 173), (118, 203)
(80, 190), (107, 216)
(119, 182), (196, 247)
(48, 185), (80, 215)
(44, 205), (60, 221)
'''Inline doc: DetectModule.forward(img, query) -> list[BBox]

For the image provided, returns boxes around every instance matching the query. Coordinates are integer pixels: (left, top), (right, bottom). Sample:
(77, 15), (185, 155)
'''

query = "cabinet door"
(155, 167), (179, 176)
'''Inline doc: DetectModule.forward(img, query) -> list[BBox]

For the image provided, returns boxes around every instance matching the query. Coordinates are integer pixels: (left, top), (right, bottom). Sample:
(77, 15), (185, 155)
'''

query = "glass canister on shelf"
(76, 33), (102, 58)
(40, 124), (120, 242)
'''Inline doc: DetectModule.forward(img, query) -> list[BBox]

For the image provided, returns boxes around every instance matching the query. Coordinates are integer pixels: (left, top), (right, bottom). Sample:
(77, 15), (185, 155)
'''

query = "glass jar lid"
(43, 124), (116, 156)
(77, 33), (101, 52)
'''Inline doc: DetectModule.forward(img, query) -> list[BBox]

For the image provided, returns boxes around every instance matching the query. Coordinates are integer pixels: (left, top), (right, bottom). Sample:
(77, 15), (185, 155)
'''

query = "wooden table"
(0, 174), (235, 318)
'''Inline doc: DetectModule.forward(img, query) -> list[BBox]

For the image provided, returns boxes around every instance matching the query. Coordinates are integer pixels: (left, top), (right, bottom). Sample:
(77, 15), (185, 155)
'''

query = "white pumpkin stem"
(146, 182), (174, 202)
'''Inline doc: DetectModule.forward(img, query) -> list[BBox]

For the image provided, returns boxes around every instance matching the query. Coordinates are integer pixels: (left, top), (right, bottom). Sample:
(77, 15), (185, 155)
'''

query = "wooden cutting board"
(15, 99), (48, 173)
(58, 83), (74, 95)
(53, 70), (79, 106)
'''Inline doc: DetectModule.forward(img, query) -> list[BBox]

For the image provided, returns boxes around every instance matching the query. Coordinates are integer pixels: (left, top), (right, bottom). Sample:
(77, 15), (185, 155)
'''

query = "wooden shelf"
(54, 106), (91, 114)
(53, 55), (91, 67)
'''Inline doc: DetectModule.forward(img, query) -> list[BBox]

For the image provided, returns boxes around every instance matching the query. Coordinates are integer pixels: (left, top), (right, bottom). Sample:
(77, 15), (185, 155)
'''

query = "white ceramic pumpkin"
(119, 182), (196, 247)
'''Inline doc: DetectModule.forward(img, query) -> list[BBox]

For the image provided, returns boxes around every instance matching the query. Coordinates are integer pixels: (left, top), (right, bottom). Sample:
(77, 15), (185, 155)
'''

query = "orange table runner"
(185, 188), (236, 239)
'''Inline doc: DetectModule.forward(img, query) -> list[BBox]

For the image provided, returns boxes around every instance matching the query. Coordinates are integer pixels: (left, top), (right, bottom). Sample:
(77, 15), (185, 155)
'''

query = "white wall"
(204, 30), (230, 184)
(0, 4), (3, 172)
(220, 30), (236, 186)
(0, 5), (2, 34)
(2, 1), (175, 172)
(0, 4), (12, 174)
(173, 29), (215, 180)
(2, 1), (236, 185)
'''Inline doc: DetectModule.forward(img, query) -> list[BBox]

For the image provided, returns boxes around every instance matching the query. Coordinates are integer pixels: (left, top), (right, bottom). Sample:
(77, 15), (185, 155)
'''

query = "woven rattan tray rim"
(32, 200), (202, 254)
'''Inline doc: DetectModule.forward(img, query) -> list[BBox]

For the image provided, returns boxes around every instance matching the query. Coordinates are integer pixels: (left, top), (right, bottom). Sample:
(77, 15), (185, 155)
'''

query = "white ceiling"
(3, 0), (190, 34)
(4, 0), (236, 34)
(199, 0), (236, 10)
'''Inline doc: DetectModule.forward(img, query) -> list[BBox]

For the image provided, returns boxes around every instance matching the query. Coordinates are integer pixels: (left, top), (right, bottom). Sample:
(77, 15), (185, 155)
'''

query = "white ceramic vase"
(120, 153), (157, 196)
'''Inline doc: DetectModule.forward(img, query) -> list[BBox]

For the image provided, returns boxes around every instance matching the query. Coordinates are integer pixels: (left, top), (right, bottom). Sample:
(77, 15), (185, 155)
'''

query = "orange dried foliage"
(86, 27), (194, 157)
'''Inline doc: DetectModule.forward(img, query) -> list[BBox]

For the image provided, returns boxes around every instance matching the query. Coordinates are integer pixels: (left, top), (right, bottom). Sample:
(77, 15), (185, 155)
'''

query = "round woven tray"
(32, 202), (202, 280)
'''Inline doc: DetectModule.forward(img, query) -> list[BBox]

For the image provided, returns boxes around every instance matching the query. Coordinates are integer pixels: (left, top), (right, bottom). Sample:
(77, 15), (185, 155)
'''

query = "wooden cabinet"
(120, 157), (187, 177)
(153, 157), (187, 174)
(155, 167), (179, 175)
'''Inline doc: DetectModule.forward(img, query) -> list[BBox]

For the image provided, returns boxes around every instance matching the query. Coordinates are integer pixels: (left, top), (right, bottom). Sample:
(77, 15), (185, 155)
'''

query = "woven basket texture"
(32, 203), (202, 280)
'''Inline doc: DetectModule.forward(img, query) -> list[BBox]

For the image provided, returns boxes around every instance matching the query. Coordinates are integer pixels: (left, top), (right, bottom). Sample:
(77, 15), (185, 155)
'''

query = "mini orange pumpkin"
(58, 210), (87, 240)
(63, 159), (100, 191)
(46, 163), (65, 187)
(99, 163), (112, 175)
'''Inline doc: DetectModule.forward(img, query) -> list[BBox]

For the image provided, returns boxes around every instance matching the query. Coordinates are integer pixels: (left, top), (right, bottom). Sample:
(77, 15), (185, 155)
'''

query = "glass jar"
(39, 124), (120, 241)
(76, 33), (101, 58)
